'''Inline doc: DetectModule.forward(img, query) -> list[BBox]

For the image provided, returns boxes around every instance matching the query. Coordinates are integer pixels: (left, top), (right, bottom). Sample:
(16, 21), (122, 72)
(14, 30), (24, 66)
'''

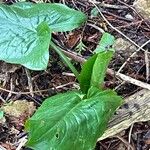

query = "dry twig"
(61, 48), (150, 90)
(16, 136), (27, 150)
(128, 124), (134, 150)
(107, 69), (150, 90)
(89, 0), (146, 52)
(0, 82), (76, 95)
(97, 3), (128, 10)
(25, 68), (34, 97)
(0, 145), (7, 150)
(115, 135), (135, 150)
(87, 23), (104, 33)
(6, 77), (14, 101)
(117, 40), (150, 73)
(145, 49), (150, 82)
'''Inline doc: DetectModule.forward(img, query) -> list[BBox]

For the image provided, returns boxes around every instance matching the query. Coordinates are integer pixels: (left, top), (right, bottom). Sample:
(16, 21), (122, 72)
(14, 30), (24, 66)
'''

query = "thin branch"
(128, 124), (134, 150)
(60, 48), (150, 90)
(89, 0), (146, 52)
(98, 3), (128, 10)
(0, 82), (76, 95)
(117, 40), (150, 73)
(107, 68), (150, 90)
(6, 77), (14, 101)
(87, 23), (104, 33)
(0, 145), (7, 150)
(16, 136), (27, 150)
(25, 68), (34, 97)
(115, 135), (135, 150)
(145, 49), (150, 82)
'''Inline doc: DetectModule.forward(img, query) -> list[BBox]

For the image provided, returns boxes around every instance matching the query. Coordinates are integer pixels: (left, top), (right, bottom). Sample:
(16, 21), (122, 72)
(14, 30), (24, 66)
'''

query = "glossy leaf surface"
(79, 51), (113, 93)
(94, 32), (115, 53)
(26, 89), (122, 150)
(0, 2), (86, 70)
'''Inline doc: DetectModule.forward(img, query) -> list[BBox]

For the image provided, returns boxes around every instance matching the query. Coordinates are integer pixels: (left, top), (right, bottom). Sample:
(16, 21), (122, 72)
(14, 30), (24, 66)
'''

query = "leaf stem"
(50, 41), (79, 79)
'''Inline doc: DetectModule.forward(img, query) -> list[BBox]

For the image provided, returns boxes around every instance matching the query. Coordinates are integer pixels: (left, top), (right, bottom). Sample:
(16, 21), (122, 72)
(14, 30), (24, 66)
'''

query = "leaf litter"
(0, 0), (150, 150)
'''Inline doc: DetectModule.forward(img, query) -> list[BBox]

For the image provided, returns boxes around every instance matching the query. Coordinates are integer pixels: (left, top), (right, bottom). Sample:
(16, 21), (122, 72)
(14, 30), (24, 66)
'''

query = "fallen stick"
(98, 89), (150, 141)
(62, 49), (150, 90)
(107, 69), (150, 90)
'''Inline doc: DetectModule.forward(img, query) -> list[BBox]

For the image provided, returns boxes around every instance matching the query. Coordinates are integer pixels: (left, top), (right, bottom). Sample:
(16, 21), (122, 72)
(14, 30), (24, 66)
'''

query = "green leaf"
(79, 51), (113, 93)
(91, 51), (113, 89)
(91, 7), (99, 17)
(0, 110), (4, 120)
(0, 20), (51, 70)
(79, 54), (97, 94)
(87, 86), (117, 98)
(11, 2), (87, 32)
(25, 89), (122, 150)
(12, 1), (33, 8)
(94, 33), (115, 53)
(0, 2), (87, 70)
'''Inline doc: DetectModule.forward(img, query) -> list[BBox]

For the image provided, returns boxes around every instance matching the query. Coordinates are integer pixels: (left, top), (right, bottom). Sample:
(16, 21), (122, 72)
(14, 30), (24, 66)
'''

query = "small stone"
(117, 142), (126, 150)
(113, 38), (137, 56)
(125, 13), (134, 20)
(134, 0), (150, 19)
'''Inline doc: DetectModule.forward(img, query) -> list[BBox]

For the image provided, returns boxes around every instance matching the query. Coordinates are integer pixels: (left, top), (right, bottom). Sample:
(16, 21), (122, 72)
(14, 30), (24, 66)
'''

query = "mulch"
(0, 0), (150, 149)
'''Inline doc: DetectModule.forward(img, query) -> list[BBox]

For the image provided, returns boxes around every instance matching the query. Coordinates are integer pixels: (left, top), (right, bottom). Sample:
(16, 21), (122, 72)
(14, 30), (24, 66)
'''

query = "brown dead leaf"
(0, 142), (15, 150)
(65, 31), (81, 48)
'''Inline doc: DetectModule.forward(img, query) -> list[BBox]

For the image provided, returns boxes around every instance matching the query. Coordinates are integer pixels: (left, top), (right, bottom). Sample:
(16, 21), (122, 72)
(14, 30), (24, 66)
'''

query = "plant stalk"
(50, 41), (79, 79)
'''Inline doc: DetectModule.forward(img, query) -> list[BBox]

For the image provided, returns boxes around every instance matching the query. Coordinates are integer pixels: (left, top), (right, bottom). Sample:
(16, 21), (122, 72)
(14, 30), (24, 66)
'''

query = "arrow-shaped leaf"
(0, 2), (87, 70)
(25, 89), (122, 150)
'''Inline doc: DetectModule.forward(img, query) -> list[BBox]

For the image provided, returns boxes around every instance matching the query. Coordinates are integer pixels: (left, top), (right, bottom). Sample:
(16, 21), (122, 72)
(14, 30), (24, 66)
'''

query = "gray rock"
(133, 0), (150, 19)
(113, 38), (137, 56)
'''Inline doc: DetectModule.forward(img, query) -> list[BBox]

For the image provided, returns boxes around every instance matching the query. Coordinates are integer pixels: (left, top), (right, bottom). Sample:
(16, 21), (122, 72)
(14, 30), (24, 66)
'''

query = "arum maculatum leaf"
(79, 33), (115, 94)
(94, 32), (115, 53)
(79, 51), (113, 94)
(25, 89), (122, 150)
(25, 32), (123, 150)
(0, 2), (87, 70)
